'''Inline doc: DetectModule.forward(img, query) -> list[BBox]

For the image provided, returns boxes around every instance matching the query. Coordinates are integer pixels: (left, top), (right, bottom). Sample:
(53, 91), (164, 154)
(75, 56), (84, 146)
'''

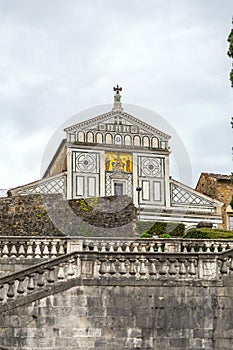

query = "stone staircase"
(1, 238), (233, 315)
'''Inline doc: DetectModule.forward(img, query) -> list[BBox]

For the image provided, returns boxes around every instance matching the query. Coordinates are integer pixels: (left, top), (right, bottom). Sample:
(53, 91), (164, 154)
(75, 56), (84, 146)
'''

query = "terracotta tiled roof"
(201, 172), (231, 181)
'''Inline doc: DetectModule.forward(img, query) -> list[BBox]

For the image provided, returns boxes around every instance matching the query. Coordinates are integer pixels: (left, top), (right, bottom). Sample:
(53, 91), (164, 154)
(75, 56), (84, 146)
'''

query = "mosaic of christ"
(105, 153), (132, 173)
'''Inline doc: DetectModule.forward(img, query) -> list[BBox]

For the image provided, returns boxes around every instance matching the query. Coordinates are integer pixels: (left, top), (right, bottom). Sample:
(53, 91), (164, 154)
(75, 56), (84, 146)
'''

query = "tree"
(227, 20), (233, 87)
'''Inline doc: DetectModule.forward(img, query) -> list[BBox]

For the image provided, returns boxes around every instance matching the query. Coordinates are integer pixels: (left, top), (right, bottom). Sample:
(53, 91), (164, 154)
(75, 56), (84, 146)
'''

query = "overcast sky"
(0, 0), (232, 190)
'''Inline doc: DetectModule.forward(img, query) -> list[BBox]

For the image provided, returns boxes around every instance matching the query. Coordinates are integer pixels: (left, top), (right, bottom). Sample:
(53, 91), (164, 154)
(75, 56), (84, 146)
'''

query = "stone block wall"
(0, 194), (137, 237)
(1, 279), (233, 349)
(196, 174), (233, 229)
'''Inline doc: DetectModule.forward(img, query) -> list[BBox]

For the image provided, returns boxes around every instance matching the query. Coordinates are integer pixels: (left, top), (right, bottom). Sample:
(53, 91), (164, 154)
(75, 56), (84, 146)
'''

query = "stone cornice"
(64, 109), (170, 140)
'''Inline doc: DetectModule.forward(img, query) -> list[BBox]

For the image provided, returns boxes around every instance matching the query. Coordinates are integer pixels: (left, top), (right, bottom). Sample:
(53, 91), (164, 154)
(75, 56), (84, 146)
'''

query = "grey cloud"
(0, 0), (232, 188)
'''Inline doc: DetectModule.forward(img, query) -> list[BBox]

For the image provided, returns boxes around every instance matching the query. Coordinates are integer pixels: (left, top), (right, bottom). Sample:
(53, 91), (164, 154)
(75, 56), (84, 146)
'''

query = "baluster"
(17, 279), (25, 294)
(101, 243), (107, 252)
(213, 244), (218, 253)
(220, 259), (228, 274)
(133, 243), (139, 252)
(99, 259), (106, 275)
(149, 243), (155, 253)
(109, 259), (116, 274)
(148, 259), (156, 275)
(10, 243), (17, 258)
(67, 261), (75, 276)
(51, 242), (57, 256)
(188, 259), (196, 275)
(2, 243), (9, 258)
(190, 245), (195, 253)
(109, 243), (115, 252)
(42, 241), (50, 258)
(57, 265), (66, 280)
(157, 243), (163, 253)
(118, 260), (127, 274)
(141, 244), (147, 253)
(93, 242), (99, 252)
(221, 244), (227, 252)
(179, 260), (187, 275)
(26, 242), (33, 258)
(125, 243), (130, 252)
(182, 244), (188, 253)
(37, 272), (45, 287)
(129, 259), (137, 275)
(139, 259), (147, 275)
(7, 283), (15, 298)
(34, 242), (41, 258)
(117, 244), (123, 252)
(58, 242), (65, 255)
(18, 243), (26, 258)
(168, 259), (177, 275)
(199, 244), (205, 252)
(47, 268), (55, 283)
(27, 275), (35, 291)
(158, 259), (167, 275)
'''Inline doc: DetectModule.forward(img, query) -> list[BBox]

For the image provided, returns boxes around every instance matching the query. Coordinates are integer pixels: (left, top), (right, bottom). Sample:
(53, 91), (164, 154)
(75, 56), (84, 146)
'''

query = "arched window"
(124, 135), (131, 146)
(105, 133), (112, 144)
(143, 136), (150, 147)
(87, 132), (94, 143)
(77, 131), (85, 142)
(134, 135), (141, 146)
(152, 137), (159, 148)
(96, 132), (103, 144)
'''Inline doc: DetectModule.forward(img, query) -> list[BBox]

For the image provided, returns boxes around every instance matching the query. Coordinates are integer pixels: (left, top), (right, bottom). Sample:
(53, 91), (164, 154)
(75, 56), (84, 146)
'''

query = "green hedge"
(139, 221), (185, 238)
(147, 222), (185, 237)
(185, 228), (233, 239)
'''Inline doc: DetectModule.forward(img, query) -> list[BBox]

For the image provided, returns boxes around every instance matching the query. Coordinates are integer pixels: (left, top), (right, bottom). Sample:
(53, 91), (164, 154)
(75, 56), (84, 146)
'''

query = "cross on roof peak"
(113, 84), (122, 94)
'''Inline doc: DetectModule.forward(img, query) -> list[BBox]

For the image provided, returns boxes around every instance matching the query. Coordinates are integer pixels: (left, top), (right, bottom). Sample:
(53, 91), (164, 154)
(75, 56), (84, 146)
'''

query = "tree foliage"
(227, 25), (233, 87)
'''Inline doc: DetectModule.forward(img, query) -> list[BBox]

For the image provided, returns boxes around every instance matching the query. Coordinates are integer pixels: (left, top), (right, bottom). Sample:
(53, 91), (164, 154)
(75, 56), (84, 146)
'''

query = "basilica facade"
(11, 87), (223, 228)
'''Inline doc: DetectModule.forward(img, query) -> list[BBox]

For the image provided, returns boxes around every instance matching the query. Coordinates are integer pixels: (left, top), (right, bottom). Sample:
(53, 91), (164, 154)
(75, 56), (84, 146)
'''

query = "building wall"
(44, 141), (67, 178)
(196, 174), (233, 229)
(1, 280), (233, 349)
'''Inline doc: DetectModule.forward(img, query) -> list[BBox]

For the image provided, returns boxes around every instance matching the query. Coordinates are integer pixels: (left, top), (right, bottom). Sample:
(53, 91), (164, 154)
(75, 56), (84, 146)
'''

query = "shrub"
(140, 231), (153, 238)
(161, 233), (171, 238)
(185, 228), (233, 239)
(146, 222), (185, 237)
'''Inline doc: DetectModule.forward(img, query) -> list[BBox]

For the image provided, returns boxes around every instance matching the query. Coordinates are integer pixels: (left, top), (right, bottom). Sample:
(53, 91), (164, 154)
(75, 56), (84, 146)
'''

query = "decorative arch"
(105, 133), (112, 144)
(152, 137), (159, 148)
(124, 135), (131, 146)
(143, 136), (150, 147)
(87, 132), (94, 143)
(77, 131), (85, 142)
(133, 135), (141, 147)
(96, 132), (103, 144)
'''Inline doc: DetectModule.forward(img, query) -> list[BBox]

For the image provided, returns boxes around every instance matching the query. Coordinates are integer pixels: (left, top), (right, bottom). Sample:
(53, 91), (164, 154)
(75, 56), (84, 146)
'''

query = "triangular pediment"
(170, 179), (223, 208)
(64, 109), (170, 141)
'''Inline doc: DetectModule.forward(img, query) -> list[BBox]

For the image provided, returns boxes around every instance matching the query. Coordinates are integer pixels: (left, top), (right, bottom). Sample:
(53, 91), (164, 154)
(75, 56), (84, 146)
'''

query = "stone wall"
(43, 140), (67, 178)
(0, 194), (137, 237)
(1, 279), (233, 350)
(196, 174), (233, 229)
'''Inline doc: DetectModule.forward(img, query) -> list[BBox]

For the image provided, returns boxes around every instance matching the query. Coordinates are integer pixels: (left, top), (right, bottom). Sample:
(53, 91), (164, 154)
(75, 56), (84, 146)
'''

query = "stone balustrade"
(80, 238), (233, 254)
(0, 237), (233, 260)
(0, 253), (77, 312)
(0, 237), (68, 259)
(1, 248), (233, 313)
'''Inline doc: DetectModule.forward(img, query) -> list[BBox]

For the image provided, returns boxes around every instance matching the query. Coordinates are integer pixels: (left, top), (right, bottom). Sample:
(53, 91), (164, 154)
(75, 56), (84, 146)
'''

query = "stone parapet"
(1, 247), (233, 315)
